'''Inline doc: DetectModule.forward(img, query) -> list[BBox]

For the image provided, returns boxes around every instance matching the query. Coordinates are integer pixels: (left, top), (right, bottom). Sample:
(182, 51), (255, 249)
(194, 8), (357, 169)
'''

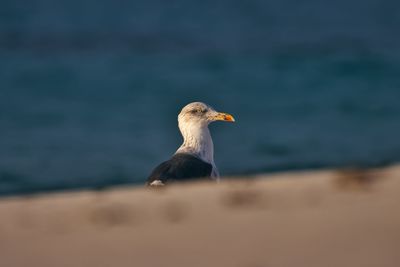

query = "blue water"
(1, 0), (400, 196)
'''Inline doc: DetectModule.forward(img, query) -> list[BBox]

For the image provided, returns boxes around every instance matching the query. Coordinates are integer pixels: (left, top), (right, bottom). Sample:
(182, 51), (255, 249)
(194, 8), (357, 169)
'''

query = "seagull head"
(178, 102), (235, 128)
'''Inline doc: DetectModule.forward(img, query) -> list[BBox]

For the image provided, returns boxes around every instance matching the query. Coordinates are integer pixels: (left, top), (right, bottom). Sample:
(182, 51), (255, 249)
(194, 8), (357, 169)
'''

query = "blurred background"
(1, 0), (400, 196)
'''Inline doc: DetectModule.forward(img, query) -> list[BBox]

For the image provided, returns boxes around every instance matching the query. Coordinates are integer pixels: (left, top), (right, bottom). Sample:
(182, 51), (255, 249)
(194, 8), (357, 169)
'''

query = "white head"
(178, 102), (235, 128)
(176, 102), (235, 170)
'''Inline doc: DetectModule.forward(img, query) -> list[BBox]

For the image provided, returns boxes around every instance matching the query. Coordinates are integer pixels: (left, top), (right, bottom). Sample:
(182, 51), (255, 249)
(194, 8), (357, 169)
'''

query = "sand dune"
(0, 165), (399, 267)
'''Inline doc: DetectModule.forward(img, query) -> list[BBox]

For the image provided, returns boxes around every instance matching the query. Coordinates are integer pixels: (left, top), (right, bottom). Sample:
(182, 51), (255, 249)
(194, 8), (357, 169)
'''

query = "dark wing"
(147, 153), (213, 185)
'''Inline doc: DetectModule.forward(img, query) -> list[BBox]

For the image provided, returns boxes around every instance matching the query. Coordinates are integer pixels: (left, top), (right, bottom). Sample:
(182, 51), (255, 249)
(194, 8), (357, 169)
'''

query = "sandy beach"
(0, 165), (399, 267)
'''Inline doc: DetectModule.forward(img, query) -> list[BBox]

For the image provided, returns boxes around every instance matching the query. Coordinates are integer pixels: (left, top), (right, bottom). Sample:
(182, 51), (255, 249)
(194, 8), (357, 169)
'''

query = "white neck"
(175, 122), (214, 165)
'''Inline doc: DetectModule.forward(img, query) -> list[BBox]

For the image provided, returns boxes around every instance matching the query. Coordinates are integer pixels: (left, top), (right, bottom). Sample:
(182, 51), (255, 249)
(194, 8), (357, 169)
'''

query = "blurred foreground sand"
(1, 165), (400, 267)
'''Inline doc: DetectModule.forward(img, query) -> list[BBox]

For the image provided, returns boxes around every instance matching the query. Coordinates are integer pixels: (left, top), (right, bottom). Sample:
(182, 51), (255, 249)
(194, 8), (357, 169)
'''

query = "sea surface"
(1, 0), (400, 196)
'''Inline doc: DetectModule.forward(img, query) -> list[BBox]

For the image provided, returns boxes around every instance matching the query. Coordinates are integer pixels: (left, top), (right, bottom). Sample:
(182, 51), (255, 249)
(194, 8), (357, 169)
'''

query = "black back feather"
(147, 153), (213, 185)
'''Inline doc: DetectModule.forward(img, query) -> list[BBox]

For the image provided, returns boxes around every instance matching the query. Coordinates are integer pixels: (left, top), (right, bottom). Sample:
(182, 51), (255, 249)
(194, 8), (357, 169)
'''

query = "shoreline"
(1, 164), (399, 267)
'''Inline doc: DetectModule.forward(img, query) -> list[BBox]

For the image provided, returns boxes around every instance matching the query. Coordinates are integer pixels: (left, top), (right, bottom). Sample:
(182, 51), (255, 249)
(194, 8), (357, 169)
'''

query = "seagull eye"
(190, 108), (207, 114)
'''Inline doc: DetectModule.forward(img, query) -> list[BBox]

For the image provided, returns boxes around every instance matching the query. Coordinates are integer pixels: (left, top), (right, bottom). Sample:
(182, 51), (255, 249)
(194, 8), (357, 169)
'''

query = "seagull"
(147, 102), (235, 186)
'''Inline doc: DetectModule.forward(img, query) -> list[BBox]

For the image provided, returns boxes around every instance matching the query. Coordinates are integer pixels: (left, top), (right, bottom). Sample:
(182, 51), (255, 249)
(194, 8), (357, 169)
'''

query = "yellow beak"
(213, 112), (235, 122)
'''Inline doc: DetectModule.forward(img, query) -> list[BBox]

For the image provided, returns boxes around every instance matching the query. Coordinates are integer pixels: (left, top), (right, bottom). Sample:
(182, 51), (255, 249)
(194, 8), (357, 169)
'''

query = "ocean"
(1, 0), (400, 196)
